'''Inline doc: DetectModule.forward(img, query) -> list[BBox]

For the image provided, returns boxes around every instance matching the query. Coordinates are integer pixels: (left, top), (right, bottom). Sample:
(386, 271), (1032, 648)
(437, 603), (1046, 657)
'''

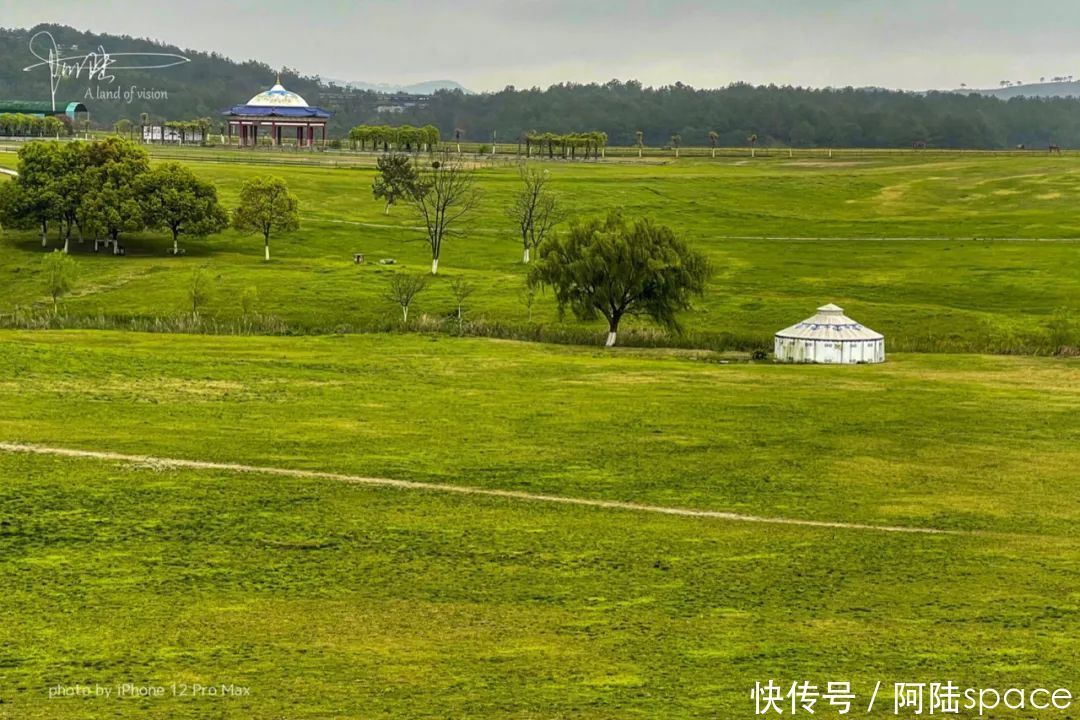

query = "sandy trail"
(0, 441), (967, 536)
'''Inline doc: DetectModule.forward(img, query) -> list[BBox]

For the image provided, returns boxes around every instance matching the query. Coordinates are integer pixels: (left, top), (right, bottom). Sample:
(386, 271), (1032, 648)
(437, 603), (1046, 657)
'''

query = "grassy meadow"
(1, 149), (1078, 352)
(0, 147), (1078, 718)
(0, 331), (1076, 718)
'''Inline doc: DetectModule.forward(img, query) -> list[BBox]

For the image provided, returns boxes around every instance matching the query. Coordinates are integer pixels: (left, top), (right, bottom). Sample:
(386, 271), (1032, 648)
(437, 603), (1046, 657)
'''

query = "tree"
(42, 250), (77, 313)
(13, 141), (62, 247)
(407, 152), (480, 275)
(708, 131), (719, 158)
(78, 138), (151, 249)
(139, 163), (229, 255)
(232, 176), (300, 262)
(671, 134), (681, 158)
(748, 133), (758, 158)
(506, 165), (565, 263)
(188, 266), (214, 317)
(529, 212), (711, 347)
(454, 128), (463, 153)
(383, 273), (427, 324)
(635, 130), (644, 158)
(372, 153), (421, 215)
(448, 277), (475, 329)
(114, 119), (132, 137)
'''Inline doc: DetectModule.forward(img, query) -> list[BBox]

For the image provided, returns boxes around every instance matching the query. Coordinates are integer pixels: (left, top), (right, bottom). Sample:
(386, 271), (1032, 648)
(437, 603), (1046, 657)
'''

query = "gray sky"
(6, 0), (1080, 92)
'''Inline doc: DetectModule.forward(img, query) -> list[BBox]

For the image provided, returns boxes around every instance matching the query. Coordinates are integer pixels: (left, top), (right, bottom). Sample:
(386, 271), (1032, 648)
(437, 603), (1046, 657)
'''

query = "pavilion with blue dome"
(223, 77), (332, 148)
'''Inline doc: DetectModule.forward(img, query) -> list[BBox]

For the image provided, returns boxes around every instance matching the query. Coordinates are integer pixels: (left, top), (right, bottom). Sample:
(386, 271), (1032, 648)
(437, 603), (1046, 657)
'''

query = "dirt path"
(0, 167), (17, 177)
(0, 441), (967, 536)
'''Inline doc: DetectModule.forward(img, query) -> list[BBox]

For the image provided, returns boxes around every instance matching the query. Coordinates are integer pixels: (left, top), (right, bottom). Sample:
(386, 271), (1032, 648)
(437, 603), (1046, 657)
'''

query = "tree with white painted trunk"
(528, 212), (710, 347)
(407, 153), (480, 275)
(506, 165), (565, 264)
(383, 272), (427, 325)
(448, 277), (475, 330)
(138, 163), (229, 256)
(232, 176), (300, 262)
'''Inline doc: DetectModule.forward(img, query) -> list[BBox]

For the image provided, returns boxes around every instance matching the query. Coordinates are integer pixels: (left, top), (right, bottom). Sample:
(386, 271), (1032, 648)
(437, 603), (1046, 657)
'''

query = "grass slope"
(1, 151), (1078, 351)
(0, 331), (1076, 718)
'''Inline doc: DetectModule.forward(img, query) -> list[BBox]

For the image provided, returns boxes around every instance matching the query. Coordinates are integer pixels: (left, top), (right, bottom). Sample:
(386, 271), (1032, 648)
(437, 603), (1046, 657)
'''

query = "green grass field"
(0, 147), (1078, 718)
(0, 331), (1076, 718)
(1, 150), (1078, 352)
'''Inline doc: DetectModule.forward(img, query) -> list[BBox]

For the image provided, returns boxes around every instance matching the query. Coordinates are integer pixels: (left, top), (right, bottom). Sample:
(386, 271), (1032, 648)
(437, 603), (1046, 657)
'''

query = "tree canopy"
(232, 176), (301, 262)
(529, 212), (711, 346)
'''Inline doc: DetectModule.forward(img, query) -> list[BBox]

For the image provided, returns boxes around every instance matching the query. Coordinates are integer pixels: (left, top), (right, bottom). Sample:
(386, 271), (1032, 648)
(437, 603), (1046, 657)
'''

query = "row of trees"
(0, 139), (300, 259)
(0, 114), (68, 138)
(347, 124), (440, 153)
(373, 81), (1080, 149)
(522, 131), (608, 159)
(114, 117), (216, 144)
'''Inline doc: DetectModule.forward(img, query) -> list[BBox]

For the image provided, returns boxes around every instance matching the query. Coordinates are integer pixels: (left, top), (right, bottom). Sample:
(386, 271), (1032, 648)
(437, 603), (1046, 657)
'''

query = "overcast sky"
(6, 0), (1080, 92)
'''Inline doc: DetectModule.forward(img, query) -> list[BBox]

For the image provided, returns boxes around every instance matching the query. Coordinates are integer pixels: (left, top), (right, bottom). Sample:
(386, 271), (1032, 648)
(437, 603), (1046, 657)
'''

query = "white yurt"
(774, 303), (885, 364)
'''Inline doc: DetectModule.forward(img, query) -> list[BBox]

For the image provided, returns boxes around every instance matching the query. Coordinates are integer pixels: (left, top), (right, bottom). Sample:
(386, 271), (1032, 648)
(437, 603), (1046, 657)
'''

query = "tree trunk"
(384, 201), (391, 215)
(606, 316), (621, 347)
(431, 257), (439, 275)
(402, 305), (409, 324)
(712, 148), (716, 158)
(638, 147), (642, 158)
(41, 220), (48, 247)
(62, 236), (69, 254)
(522, 247), (530, 263)
(173, 235), (179, 255)
(264, 236), (270, 262)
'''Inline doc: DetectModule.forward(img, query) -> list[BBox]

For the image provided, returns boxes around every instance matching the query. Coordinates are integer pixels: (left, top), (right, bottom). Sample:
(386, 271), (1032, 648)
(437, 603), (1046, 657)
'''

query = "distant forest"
(5, 24), (1080, 148)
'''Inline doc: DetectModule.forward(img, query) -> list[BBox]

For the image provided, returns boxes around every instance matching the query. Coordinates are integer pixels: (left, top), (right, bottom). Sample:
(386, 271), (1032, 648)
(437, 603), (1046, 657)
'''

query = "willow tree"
(529, 212), (710, 347)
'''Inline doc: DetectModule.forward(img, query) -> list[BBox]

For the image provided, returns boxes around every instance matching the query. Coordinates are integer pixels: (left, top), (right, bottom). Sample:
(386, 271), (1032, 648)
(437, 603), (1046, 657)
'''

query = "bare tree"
(449, 277), (475, 329)
(506, 165), (566, 264)
(383, 273), (427, 324)
(407, 152), (480, 275)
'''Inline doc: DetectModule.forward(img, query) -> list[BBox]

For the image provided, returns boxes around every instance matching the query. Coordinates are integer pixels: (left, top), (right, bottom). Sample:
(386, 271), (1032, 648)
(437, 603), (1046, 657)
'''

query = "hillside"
(975, 80), (1080, 99)
(7, 25), (1080, 147)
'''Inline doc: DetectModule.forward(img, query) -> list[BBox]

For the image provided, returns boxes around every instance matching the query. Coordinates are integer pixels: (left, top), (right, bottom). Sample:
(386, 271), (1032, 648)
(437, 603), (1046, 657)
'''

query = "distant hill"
(971, 81), (1080, 99)
(338, 80), (471, 95)
(0, 23), (404, 132)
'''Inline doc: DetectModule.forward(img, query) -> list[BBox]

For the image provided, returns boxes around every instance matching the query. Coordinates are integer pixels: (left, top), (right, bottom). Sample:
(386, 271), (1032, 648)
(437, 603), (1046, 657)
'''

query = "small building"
(774, 303), (884, 364)
(223, 78), (331, 148)
(0, 100), (89, 129)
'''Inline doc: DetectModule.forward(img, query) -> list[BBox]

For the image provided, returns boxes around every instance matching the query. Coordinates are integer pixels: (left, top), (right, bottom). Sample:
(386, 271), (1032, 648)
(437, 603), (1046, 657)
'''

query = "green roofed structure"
(0, 101), (88, 122)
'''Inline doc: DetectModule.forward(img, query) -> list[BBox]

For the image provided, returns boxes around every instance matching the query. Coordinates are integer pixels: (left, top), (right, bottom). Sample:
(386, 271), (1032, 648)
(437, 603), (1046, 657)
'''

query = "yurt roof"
(775, 303), (883, 341)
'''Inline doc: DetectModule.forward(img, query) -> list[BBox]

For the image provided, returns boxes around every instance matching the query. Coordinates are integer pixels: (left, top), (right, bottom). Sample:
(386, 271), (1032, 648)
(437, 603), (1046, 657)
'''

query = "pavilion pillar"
(296, 126), (302, 149)
(321, 125), (326, 147)
(227, 122), (232, 147)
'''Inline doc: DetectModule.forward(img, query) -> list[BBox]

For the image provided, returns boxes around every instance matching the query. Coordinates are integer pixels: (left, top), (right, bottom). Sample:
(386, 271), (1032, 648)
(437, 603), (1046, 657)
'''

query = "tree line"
(347, 125), (441, 152)
(380, 81), (1080, 149)
(0, 114), (68, 138)
(0, 139), (301, 259)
